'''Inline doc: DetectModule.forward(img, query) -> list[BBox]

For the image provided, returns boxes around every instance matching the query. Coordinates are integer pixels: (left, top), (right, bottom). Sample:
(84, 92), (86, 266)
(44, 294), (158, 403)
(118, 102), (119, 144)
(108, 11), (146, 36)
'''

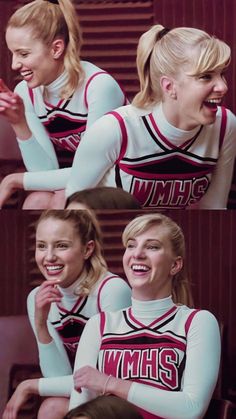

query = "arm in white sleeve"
(27, 288), (72, 377)
(38, 375), (73, 397)
(198, 110), (236, 209)
(69, 315), (102, 409)
(99, 277), (131, 311)
(127, 310), (221, 419)
(66, 114), (122, 197)
(86, 73), (126, 128)
(15, 82), (59, 171)
(23, 167), (71, 191)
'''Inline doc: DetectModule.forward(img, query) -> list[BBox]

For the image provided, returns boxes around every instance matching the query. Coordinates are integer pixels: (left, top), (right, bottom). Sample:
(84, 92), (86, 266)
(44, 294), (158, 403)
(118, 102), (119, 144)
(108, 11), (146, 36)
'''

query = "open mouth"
(46, 264), (64, 274)
(203, 98), (222, 110)
(20, 70), (33, 81)
(131, 264), (150, 273)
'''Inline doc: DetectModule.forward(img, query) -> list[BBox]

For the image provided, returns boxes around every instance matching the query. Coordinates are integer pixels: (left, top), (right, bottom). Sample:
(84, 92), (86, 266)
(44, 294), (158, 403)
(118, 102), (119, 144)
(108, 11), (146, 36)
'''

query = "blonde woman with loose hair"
(2, 210), (131, 419)
(24, 23), (234, 210)
(0, 0), (127, 210)
(69, 212), (221, 419)
(122, 212), (193, 307)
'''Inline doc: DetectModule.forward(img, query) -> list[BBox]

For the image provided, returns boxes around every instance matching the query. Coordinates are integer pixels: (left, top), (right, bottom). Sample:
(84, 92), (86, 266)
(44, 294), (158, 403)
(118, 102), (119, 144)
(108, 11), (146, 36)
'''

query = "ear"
(170, 256), (183, 276)
(83, 240), (95, 260)
(51, 38), (65, 60)
(160, 75), (177, 99)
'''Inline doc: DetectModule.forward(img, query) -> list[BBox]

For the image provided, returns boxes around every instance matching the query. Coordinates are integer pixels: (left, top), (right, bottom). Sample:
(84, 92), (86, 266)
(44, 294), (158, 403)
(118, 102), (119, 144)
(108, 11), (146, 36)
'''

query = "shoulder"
(82, 60), (112, 83)
(95, 271), (128, 292)
(108, 104), (141, 120)
(216, 106), (236, 130)
(96, 271), (131, 311)
(182, 307), (220, 333)
(224, 107), (236, 132)
(176, 305), (219, 325)
(215, 107), (236, 153)
(82, 60), (122, 91)
(81, 60), (103, 75)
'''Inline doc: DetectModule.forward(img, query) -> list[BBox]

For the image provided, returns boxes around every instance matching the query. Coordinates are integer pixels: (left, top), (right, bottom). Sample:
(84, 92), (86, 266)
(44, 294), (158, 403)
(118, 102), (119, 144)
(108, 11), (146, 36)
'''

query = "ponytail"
(57, 0), (84, 98)
(7, 0), (84, 99)
(132, 25), (165, 109)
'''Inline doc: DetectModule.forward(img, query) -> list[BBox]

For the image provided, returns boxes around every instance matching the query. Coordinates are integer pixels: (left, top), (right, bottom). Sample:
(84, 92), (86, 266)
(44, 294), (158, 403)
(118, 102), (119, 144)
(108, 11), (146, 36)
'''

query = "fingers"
(36, 280), (62, 307)
(0, 93), (17, 111)
(2, 404), (17, 419)
(73, 366), (104, 393)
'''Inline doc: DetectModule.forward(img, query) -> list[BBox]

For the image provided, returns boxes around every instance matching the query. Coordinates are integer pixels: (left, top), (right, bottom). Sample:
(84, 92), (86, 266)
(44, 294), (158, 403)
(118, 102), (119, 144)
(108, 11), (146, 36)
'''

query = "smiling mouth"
(46, 265), (64, 273)
(203, 98), (222, 109)
(20, 70), (33, 80)
(131, 264), (150, 273)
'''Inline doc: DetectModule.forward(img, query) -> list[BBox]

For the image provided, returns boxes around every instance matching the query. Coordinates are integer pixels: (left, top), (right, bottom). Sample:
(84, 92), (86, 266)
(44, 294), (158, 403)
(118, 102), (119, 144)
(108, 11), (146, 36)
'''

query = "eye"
(36, 242), (46, 250)
(19, 51), (29, 58)
(199, 73), (212, 81)
(147, 245), (159, 250)
(126, 241), (135, 249)
(57, 242), (69, 249)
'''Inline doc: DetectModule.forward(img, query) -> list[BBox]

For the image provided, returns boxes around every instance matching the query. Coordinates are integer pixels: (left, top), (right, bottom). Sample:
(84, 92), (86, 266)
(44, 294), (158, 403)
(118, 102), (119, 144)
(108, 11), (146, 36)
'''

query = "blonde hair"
(122, 213), (193, 307)
(36, 210), (107, 295)
(133, 24), (231, 109)
(7, 0), (84, 98)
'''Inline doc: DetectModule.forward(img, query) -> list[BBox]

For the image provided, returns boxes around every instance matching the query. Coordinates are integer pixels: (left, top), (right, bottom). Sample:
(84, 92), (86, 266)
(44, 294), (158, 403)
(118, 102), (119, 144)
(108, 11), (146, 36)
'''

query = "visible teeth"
(205, 99), (221, 104)
(131, 264), (149, 272)
(46, 265), (63, 271)
(21, 71), (33, 77)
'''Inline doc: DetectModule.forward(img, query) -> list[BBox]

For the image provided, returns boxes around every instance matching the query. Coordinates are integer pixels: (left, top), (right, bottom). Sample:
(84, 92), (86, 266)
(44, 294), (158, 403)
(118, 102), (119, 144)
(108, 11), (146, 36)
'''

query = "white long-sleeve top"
(27, 271), (131, 387)
(23, 103), (236, 209)
(68, 296), (221, 419)
(15, 61), (126, 172)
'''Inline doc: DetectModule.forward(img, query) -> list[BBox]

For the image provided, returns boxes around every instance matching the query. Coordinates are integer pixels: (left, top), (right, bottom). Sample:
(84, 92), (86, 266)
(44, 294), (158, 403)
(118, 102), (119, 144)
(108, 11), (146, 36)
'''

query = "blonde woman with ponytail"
(69, 213), (221, 419)
(0, 0), (127, 209)
(2, 210), (131, 419)
(55, 24), (234, 209)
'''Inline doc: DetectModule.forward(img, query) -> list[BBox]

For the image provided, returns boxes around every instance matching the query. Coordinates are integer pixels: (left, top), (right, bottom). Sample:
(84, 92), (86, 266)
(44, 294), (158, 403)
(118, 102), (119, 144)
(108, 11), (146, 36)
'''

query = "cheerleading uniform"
(69, 296), (221, 419)
(15, 61), (127, 172)
(27, 271), (131, 378)
(23, 102), (236, 208)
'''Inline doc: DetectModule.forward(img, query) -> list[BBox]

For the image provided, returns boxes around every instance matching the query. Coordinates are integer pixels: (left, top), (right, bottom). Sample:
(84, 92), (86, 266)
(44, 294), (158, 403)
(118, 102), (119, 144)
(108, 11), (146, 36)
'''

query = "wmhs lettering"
(51, 133), (81, 152)
(131, 176), (209, 207)
(100, 348), (180, 390)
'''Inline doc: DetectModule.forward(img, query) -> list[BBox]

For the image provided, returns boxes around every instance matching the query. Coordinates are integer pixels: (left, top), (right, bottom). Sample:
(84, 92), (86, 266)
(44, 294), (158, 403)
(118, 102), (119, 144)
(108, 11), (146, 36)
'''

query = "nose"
(45, 246), (57, 262)
(11, 55), (22, 71)
(213, 76), (228, 95)
(132, 245), (146, 259)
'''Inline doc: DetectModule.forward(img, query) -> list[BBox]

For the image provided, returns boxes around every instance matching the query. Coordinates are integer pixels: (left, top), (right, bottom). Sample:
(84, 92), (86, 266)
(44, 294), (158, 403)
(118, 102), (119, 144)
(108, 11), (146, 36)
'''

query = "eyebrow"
(36, 239), (73, 243)
(127, 238), (163, 244)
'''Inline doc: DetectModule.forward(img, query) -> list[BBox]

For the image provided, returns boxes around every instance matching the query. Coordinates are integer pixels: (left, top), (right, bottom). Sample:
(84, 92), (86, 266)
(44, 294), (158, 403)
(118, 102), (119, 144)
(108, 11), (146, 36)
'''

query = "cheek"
(67, 253), (85, 269)
(122, 251), (129, 269)
(35, 251), (41, 266)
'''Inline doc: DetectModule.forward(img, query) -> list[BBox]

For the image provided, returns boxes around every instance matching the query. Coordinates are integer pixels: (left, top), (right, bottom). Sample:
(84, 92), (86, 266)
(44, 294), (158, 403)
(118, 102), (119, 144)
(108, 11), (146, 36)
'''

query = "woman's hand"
(0, 79), (25, 123)
(0, 79), (32, 139)
(74, 366), (132, 399)
(34, 279), (62, 343)
(2, 379), (39, 419)
(73, 366), (110, 394)
(0, 173), (24, 208)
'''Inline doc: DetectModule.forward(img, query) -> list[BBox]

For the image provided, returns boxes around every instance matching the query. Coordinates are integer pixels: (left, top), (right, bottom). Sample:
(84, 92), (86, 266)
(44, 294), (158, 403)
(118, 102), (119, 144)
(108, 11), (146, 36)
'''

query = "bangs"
(122, 216), (164, 247)
(188, 37), (231, 76)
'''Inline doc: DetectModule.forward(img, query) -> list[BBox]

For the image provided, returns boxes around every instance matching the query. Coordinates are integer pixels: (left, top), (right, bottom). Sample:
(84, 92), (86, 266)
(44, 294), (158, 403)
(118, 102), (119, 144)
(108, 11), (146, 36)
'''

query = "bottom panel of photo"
(0, 209), (235, 419)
